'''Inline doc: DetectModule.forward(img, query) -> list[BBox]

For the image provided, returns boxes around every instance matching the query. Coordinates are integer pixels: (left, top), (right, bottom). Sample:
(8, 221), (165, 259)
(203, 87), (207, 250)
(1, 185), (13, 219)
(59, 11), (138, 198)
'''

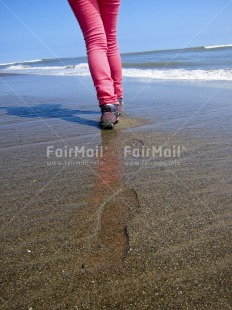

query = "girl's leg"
(98, 0), (123, 99)
(68, 0), (118, 105)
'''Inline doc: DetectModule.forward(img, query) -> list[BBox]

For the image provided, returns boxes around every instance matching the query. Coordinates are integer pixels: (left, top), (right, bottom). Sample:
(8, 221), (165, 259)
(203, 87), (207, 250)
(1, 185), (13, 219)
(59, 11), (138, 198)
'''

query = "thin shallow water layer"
(1, 124), (231, 309)
(124, 78), (232, 140)
(1, 74), (232, 308)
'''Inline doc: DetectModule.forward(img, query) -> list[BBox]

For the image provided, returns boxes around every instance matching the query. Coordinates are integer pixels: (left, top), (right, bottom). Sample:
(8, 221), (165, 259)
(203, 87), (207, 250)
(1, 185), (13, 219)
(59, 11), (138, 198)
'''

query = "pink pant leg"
(68, 0), (122, 105)
(99, 0), (123, 99)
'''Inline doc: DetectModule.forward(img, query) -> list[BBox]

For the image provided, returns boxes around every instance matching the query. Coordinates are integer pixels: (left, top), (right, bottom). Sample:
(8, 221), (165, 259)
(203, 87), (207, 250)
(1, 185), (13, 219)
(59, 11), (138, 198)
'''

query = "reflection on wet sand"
(82, 129), (140, 271)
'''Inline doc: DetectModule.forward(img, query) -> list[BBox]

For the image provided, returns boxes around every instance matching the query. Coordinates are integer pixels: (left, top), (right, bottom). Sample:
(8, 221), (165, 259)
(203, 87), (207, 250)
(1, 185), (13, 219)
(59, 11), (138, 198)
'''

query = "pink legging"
(68, 0), (123, 106)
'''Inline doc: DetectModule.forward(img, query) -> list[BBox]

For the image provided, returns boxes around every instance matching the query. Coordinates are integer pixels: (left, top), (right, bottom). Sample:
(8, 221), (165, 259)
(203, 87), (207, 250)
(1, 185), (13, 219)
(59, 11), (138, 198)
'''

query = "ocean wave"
(0, 61), (19, 66)
(7, 64), (64, 70)
(122, 61), (199, 69)
(122, 68), (232, 81)
(2, 63), (90, 76)
(1, 63), (232, 81)
(122, 45), (232, 56)
(0, 59), (42, 67)
(7, 65), (30, 70)
(21, 59), (42, 64)
(204, 44), (232, 49)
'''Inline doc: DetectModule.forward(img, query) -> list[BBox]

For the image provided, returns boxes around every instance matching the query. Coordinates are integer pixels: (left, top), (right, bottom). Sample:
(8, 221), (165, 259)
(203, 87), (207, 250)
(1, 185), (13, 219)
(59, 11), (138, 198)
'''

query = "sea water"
(1, 45), (232, 81)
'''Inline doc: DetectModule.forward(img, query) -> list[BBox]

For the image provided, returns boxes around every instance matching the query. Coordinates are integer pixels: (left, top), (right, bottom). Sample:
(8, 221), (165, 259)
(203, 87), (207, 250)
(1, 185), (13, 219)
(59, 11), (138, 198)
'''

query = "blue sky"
(0, 0), (232, 63)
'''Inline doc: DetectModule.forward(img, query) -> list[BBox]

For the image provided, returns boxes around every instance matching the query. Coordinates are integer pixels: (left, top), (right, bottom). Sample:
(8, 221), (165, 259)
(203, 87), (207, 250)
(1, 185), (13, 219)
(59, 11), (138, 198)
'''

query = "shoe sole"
(100, 119), (114, 129)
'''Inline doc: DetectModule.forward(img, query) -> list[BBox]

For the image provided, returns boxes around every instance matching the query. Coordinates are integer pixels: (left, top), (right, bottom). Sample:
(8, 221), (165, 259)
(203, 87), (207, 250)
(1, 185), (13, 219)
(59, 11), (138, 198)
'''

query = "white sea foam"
(7, 64), (60, 70)
(21, 59), (42, 63)
(1, 63), (232, 81)
(0, 59), (42, 66)
(122, 68), (232, 81)
(7, 65), (30, 70)
(0, 61), (19, 66)
(4, 63), (90, 76)
(204, 44), (232, 49)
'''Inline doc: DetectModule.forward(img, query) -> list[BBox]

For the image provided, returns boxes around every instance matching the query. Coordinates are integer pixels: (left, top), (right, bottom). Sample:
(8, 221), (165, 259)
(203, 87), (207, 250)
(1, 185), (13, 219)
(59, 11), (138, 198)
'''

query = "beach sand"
(1, 75), (232, 309)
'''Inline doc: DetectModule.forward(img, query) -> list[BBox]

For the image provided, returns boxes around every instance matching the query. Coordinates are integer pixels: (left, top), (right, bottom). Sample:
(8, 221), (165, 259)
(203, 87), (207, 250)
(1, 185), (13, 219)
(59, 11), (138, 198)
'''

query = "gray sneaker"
(100, 104), (119, 129)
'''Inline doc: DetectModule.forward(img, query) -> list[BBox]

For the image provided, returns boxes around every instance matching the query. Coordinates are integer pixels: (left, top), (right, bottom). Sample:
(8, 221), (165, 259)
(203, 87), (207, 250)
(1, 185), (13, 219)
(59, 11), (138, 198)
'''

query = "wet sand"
(0, 76), (232, 309)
